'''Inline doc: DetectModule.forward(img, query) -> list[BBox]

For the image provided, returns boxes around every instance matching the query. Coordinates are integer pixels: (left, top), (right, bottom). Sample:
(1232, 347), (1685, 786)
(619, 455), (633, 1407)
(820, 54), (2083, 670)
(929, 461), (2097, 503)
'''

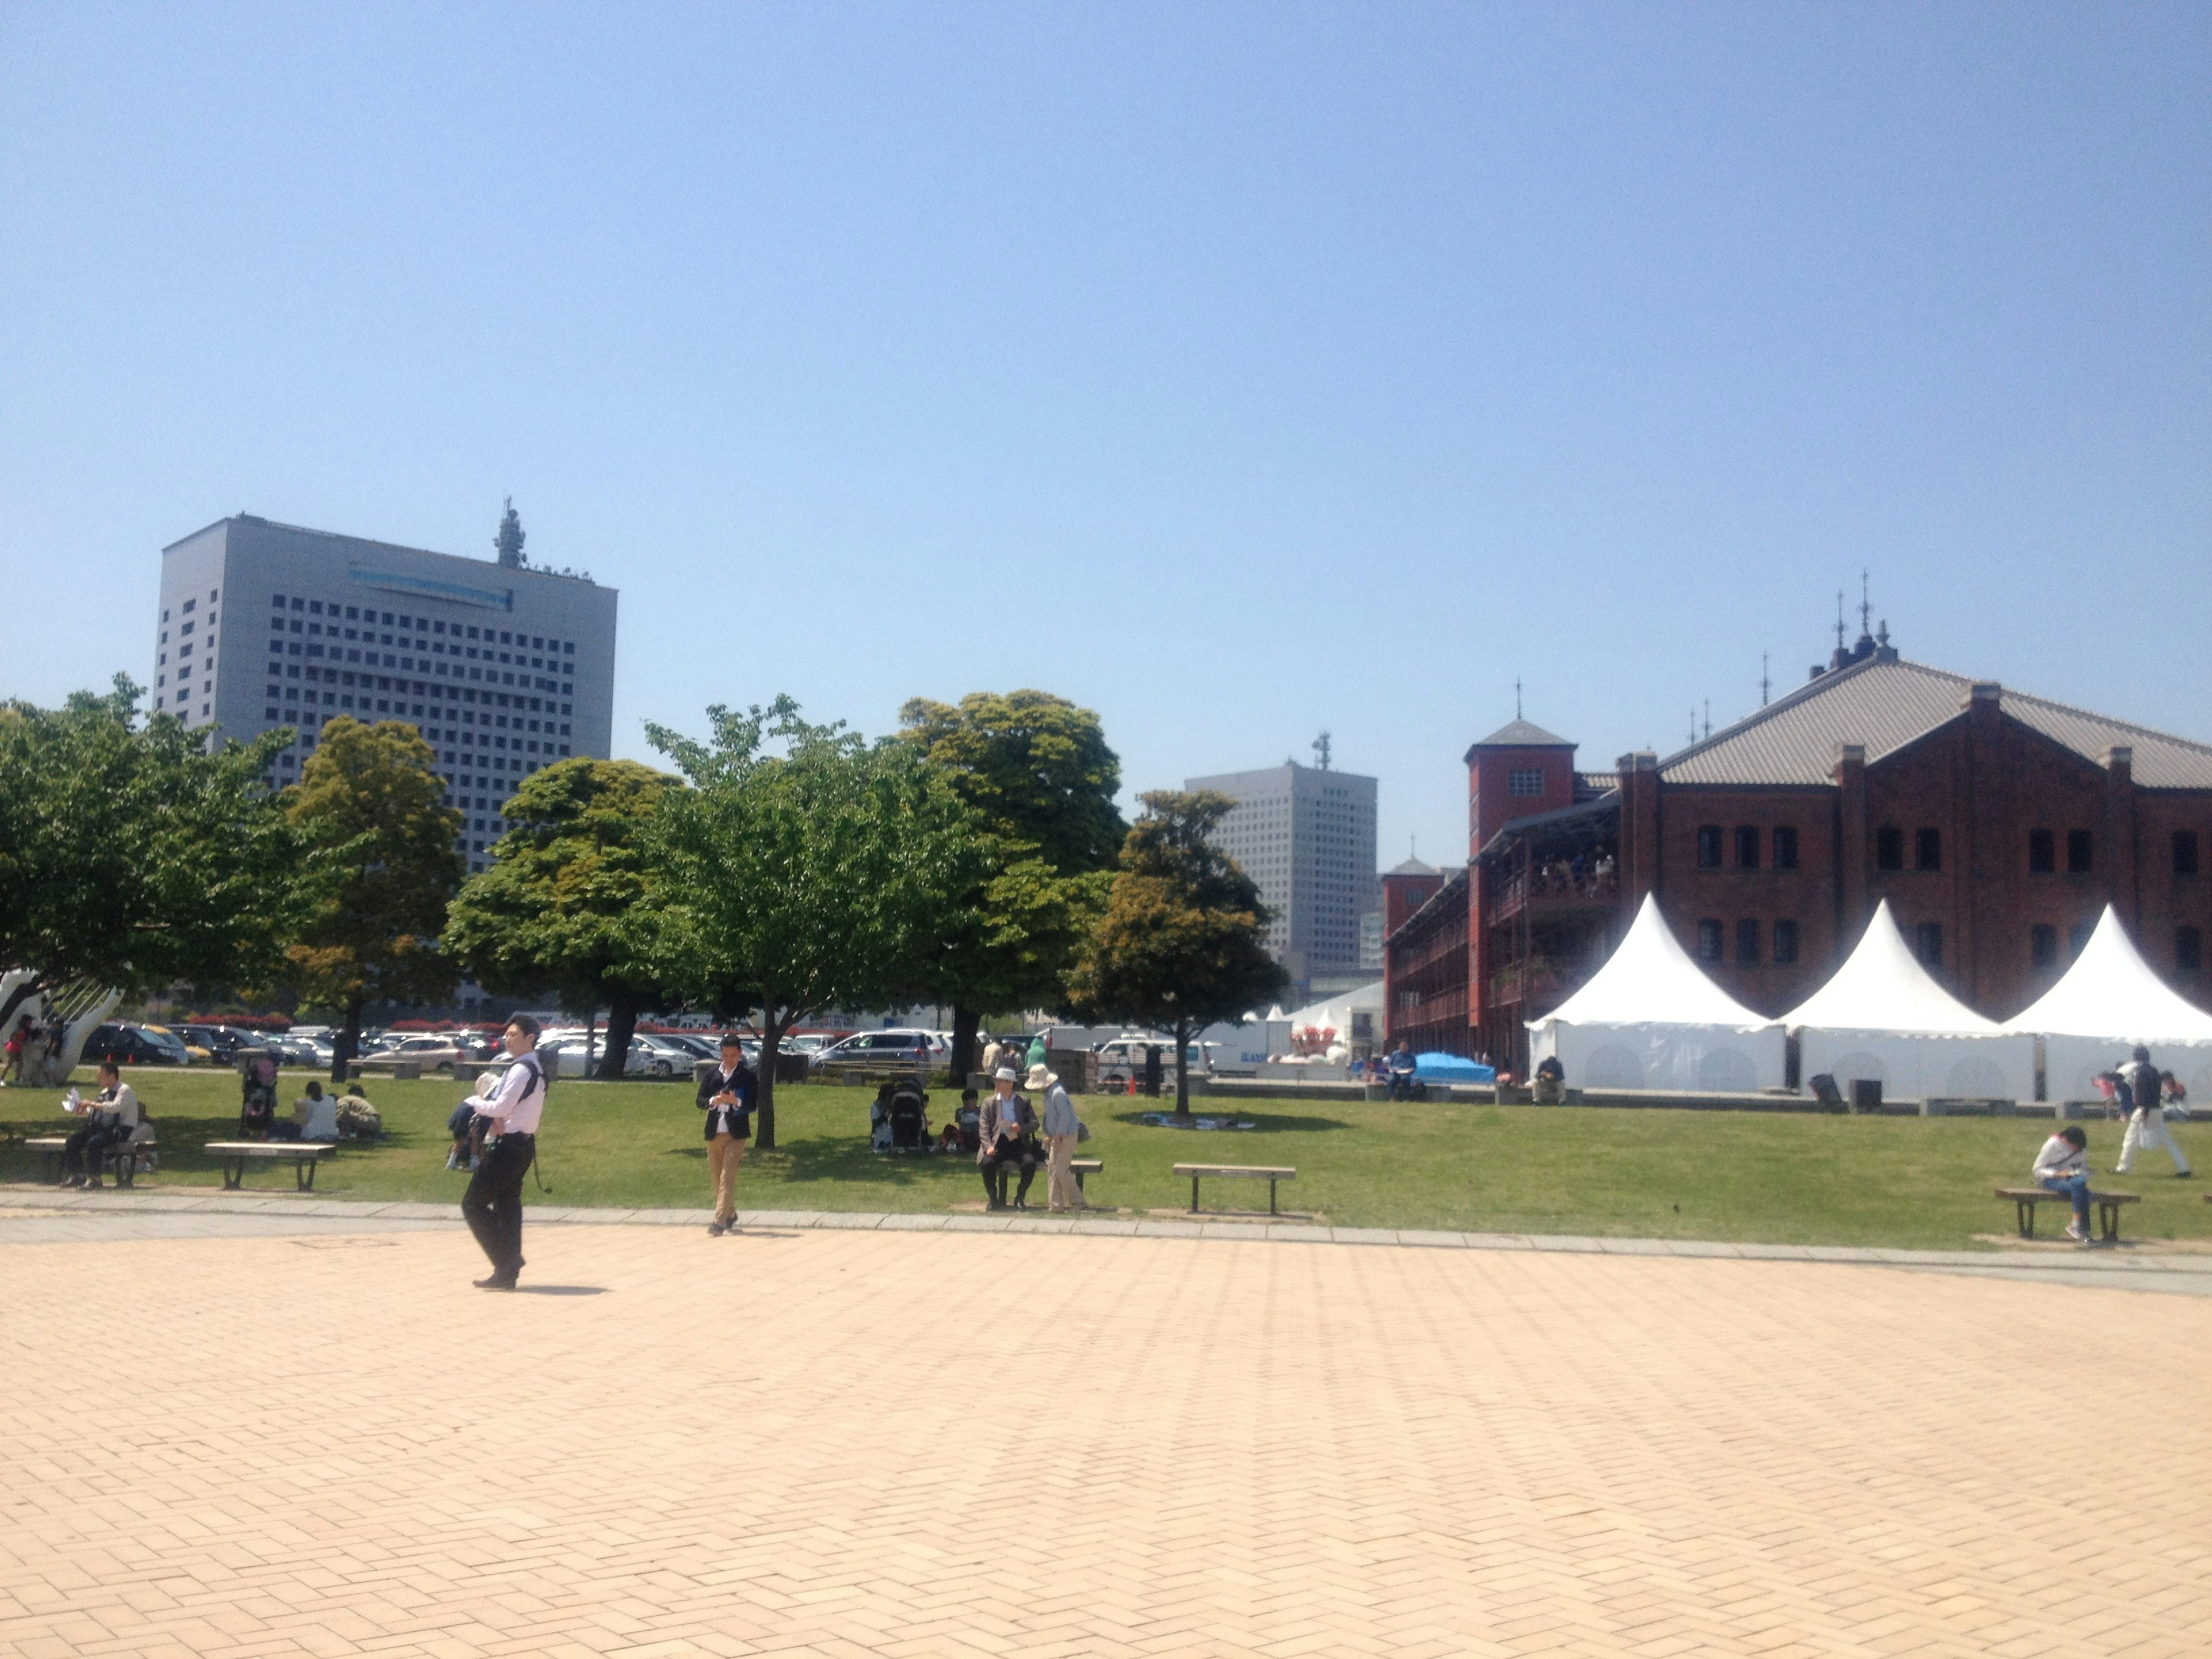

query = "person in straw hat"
(978, 1066), (1040, 1210)
(1034, 1060), (1089, 1213)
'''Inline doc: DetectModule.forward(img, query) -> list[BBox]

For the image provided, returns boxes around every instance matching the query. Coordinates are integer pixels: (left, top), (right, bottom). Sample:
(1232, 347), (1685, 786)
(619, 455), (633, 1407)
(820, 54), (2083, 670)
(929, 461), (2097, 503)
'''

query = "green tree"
(283, 716), (465, 1077)
(644, 697), (987, 1149)
(896, 690), (1126, 1075)
(1068, 790), (1288, 1113)
(444, 758), (675, 1079)
(0, 677), (306, 998)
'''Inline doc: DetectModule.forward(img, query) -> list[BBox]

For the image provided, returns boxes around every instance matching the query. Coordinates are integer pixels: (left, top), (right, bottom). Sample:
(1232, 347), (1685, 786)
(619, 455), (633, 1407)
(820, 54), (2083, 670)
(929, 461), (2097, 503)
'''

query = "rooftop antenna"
(1760, 652), (1771, 707)
(1835, 590), (1847, 656)
(1514, 677), (1522, 719)
(1859, 570), (1872, 639)
(1690, 708), (1698, 744)
(1703, 699), (1711, 741)
(1313, 730), (1332, 771)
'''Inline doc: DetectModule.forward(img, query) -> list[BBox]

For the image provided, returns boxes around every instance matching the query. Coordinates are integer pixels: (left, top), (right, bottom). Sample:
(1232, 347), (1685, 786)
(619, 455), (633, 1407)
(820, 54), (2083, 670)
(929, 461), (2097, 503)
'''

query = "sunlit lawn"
(4, 1067), (2207, 1251)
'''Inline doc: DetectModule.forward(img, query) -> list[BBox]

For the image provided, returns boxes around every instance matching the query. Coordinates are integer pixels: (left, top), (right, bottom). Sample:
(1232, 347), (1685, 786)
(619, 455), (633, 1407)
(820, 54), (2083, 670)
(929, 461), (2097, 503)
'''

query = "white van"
(1091, 1033), (1213, 1092)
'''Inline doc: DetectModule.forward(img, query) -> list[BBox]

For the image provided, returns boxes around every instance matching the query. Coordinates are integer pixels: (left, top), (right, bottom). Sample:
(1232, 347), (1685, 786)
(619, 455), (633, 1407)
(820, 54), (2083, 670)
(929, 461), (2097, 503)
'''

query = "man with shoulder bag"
(461, 1015), (551, 1289)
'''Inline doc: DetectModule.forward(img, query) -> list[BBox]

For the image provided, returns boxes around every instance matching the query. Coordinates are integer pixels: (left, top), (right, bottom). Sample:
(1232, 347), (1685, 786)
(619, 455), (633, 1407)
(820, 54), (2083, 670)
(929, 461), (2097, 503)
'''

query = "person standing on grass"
(2115, 1046), (2192, 1178)
(2033, 1124), (2096, 1244)
(461, 1015), (551, 1290)
(697, 1032), (756, 1237)
(1037, 1062), (1088, 1213)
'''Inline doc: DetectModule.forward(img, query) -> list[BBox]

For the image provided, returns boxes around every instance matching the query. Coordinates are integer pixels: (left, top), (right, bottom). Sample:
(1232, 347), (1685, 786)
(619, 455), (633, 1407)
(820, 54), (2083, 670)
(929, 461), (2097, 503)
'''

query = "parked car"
(183, 1025), (260, 1062)
(1092, 1034), (1214, 1091)
(783, 1033), (831, 1057)
(81, 1023), (187, 1067)
(381, 1035), (468, 1072)
(535, 1035), (654, 1078)
(140, 1023), (211, 1063)
(810, 1029), (945, 1078)
(629, 1035), (702, 1078)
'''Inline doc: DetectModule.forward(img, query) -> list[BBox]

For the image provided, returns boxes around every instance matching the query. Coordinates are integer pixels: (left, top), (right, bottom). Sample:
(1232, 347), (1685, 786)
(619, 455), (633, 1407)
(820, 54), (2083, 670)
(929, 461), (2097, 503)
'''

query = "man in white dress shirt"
(461, 1015), (551, 1289)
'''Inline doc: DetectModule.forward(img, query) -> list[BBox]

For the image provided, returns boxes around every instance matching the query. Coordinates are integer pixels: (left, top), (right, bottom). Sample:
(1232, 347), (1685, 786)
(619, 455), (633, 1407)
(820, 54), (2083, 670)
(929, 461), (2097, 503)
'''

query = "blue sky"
(3, 3), (2205, 865)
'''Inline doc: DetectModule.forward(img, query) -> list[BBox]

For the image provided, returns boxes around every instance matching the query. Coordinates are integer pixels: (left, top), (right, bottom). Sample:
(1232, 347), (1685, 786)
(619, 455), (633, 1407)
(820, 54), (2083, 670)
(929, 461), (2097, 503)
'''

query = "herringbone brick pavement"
(2, 1225), (2206, 1657)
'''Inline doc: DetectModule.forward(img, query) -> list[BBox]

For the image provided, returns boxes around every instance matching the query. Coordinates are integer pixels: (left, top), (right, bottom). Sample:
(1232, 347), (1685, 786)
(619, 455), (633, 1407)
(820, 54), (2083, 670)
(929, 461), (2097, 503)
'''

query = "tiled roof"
(1658, 655), (2212, 790)
(1471, 718), (1574, 749)
(1387, 857), (1440, 877)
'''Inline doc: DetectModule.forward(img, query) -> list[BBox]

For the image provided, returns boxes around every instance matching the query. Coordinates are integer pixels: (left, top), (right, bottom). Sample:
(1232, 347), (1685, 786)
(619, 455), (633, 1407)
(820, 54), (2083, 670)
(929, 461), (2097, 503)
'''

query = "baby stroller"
(888, 1080), (928, 1152)
(238, 1050), (279, 1138)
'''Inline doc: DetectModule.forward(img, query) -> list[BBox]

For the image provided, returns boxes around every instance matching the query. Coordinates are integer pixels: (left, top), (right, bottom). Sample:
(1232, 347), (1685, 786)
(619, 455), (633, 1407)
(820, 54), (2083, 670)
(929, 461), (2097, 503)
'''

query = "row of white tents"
(1527, 897), (2212, 1102)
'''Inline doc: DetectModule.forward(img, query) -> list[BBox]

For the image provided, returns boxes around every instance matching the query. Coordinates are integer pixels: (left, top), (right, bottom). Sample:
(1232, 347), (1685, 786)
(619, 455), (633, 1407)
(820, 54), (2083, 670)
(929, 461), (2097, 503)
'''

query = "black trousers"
(980, 1135), (1039, 1206)
(62, 1124), (123, 1179)
(463, 1132), (534, 1278)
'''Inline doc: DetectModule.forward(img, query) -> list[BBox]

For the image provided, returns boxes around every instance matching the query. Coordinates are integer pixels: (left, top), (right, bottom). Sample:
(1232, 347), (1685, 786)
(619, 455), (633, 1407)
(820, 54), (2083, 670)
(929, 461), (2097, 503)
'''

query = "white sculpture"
(0, 969), (122, 1088)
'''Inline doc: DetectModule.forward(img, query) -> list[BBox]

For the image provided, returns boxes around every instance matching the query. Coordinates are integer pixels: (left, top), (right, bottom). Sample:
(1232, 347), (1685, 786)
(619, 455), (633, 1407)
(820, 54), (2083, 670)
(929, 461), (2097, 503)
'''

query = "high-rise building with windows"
(1183, 762), (1380, 1002)
(154, 514), (619, 873)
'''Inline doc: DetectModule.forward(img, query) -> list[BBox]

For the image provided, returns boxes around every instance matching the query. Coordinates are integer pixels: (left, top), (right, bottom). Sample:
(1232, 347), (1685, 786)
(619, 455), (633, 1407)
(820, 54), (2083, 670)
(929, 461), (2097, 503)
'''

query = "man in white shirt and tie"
(462, 1015), (551, 1289)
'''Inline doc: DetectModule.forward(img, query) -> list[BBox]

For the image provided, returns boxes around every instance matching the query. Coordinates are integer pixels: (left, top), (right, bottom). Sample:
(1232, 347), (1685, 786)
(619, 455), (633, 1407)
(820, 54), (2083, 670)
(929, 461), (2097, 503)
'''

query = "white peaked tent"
(2005, 905), (2212, 1104)
(1787, 900), (2035, 1101)
(1527, 895), (1785, 1090)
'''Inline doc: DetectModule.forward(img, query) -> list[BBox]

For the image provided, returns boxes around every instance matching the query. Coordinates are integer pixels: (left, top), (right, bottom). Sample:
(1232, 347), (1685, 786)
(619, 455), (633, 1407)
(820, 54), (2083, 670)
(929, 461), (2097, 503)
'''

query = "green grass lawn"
(5, 1067), (2208, 1251)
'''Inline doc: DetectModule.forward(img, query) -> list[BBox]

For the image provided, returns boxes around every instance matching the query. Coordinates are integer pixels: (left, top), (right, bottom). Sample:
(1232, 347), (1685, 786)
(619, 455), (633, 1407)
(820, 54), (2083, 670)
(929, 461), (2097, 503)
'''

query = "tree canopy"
(645, 697), (987, 1147)
(282, 716), (464, 1074)
(445, 757), (675, 1079)
(0, 677), (305, 998)
(897, 690), (1126, 1073)
(1069, 789), (1287, 1112)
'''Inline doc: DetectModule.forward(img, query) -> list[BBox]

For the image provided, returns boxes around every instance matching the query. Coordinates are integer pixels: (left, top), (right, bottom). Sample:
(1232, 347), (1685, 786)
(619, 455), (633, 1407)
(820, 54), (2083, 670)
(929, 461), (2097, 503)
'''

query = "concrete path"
(6, 1184), (2212, 1294)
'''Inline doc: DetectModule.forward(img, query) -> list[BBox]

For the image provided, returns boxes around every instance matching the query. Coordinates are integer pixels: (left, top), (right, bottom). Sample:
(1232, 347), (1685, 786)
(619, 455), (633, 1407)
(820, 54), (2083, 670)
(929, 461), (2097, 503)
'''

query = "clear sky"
(3, 3), (2206, 865)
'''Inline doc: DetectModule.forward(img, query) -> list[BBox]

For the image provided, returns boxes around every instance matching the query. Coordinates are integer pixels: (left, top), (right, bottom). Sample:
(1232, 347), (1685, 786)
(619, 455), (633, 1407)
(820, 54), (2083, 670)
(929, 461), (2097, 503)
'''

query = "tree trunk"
(596, 991), (639, 1081)
(754, 1013), (786, 1150)
(334, 998), (364, 1083)
(950, 1003), (979, 1087)
(1174, 1017), (1192, 1116)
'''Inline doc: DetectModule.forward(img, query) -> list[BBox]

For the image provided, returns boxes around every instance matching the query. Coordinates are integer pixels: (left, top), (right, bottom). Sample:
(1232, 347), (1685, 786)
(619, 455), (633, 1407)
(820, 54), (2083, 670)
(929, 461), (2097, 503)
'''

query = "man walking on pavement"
(2116, 1045), (2192, 1177)
(1037, 1062), (1088, 1213)
(462, 1014), (551, 1289)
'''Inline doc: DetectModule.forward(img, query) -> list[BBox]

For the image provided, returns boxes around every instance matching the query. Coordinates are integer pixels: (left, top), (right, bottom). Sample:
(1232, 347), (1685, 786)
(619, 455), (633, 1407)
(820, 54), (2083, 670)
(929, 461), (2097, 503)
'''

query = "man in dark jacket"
(697, 1033), (756, 1236)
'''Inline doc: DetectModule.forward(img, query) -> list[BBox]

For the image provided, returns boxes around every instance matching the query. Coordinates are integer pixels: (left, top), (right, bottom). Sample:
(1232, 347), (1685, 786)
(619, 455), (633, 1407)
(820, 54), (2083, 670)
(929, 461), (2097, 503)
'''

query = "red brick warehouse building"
(1382, 631), (2212, 1075)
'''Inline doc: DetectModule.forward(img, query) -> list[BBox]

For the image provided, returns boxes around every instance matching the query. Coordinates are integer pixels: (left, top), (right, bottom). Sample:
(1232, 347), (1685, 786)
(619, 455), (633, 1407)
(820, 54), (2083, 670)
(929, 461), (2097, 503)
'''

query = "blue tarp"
(1414, 1052), (1495, 1084)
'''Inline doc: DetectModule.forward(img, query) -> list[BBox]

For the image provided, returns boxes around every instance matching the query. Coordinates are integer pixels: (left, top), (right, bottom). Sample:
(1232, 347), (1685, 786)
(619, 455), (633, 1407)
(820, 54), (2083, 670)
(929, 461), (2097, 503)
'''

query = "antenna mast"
(1760, 652), (1771, 707)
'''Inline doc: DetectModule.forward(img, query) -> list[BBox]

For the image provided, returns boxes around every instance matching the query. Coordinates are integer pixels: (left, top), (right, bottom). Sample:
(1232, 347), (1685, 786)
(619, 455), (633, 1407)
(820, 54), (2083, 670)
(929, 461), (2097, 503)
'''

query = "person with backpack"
(461, 1014), (551, 1290)
(2115, 1045), (2192, 1177)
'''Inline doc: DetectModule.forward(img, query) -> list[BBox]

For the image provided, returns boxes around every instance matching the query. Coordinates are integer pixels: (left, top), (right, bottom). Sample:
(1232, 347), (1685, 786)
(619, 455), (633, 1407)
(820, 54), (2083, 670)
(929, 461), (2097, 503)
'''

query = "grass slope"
(5, 1069), (2207, 1251)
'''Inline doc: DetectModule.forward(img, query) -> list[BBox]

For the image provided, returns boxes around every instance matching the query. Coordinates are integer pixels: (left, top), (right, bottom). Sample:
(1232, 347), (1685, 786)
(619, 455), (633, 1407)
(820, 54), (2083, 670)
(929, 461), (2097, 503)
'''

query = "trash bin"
(1850, 1078), (1883, 1112)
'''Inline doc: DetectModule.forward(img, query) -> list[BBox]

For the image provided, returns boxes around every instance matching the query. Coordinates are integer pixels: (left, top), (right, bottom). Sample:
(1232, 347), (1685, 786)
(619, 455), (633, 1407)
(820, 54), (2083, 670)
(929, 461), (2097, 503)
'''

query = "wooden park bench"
(1071, 1157), (1103, 1195)
(1174, 1162), (1296, 1216)
(204, 1141), (336, 1191)
(1996, 1185), (2139, 1243)
(21, 1134), (157, 1187)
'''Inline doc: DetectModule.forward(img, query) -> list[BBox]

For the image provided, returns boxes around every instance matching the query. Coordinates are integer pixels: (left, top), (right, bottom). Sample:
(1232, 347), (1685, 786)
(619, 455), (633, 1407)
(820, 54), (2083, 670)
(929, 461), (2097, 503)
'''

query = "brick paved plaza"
(5, 1217), (2210, 1658)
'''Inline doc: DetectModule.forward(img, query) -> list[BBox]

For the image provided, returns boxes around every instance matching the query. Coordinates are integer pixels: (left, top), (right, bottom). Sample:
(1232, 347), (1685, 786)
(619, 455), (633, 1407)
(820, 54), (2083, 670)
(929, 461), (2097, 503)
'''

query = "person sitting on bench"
(62, 1062), (141, 1188)
(2033, 1124), (2094, 1244)
(977, 1067), (1040, 1210)
(1386, 1040), (1419, 1101)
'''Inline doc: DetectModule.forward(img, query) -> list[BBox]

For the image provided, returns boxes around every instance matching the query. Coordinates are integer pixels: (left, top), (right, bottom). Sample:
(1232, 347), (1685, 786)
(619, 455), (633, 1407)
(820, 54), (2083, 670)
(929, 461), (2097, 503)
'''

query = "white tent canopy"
(1527, 894), (1785, 1091)
(2005, 905), (2212, 1104)
(1786, 900), (2035, 1101)
(1285, 980), (1385, 1058)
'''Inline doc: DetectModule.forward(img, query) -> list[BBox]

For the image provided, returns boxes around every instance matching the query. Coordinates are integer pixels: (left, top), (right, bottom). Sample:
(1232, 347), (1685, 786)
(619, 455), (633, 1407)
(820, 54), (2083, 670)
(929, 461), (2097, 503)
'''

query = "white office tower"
(1183, 761), (1379, 1001)
(155, 515), (619, 873)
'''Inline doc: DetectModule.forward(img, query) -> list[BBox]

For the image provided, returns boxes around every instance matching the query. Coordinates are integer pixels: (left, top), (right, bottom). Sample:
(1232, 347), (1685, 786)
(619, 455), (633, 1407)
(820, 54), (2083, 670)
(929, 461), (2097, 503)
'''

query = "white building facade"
(155, 515), (619, 874)
(1184, 762), (1379, 1001)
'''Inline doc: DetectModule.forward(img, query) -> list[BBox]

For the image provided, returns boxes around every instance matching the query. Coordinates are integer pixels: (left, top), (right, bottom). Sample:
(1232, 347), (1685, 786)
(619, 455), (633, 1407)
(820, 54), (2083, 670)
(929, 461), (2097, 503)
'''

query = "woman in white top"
(2032, 1124), (2093, 1243)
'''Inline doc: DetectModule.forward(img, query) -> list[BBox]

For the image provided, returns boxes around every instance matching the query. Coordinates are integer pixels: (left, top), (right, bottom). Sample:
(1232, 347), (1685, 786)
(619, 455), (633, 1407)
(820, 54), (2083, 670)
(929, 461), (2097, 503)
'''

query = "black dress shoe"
(474, 1275), (517, 1290)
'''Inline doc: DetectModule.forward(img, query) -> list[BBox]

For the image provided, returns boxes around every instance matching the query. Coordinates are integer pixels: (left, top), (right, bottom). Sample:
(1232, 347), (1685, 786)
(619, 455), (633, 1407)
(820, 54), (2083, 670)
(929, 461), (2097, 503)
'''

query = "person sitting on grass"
(2033, 1123), (2096, 1244)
